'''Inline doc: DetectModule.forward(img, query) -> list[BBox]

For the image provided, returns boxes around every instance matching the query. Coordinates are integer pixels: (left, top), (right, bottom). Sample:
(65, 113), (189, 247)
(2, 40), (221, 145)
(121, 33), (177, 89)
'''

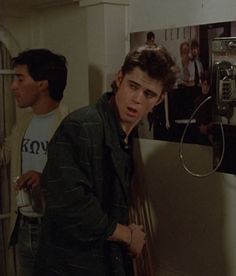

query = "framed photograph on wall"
(131, 20), (236, 146)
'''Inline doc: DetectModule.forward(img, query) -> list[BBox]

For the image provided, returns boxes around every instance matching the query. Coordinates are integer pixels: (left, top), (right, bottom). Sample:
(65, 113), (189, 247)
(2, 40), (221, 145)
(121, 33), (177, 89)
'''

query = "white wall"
(0, 16), (31, 55)
(129, 0), (236, 32)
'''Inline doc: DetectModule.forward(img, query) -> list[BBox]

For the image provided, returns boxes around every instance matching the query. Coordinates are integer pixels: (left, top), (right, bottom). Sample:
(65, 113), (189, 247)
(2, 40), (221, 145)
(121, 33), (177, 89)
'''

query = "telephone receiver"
(211, 60), (236, 123)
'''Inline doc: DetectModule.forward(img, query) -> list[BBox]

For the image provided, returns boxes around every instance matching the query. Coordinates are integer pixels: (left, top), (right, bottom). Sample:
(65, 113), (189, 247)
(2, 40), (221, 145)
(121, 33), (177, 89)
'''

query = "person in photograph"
(0, 48), (69, 276)
(188, 39), (203, 87)
(194, 70), (212, 145)
(33, 47), (176, 276)
(177, 41), (191, 86)
(145, 31), (158, 48)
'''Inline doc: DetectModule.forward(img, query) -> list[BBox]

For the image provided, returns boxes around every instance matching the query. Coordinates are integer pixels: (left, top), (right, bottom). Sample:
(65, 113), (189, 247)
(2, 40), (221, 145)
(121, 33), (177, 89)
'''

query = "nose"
(10, 79), (17, 92)
(133, 89), (143, 104)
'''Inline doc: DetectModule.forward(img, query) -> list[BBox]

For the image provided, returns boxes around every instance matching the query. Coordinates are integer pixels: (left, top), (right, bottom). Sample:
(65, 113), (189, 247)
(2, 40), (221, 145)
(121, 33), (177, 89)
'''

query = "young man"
(188, 39), (203, 87)
(194, 70), (212, 145)
(0, 48), (69, 276)
(145, 31), (158, 49)
(178, 41), (191, 86)
(34, 47), (176, 276)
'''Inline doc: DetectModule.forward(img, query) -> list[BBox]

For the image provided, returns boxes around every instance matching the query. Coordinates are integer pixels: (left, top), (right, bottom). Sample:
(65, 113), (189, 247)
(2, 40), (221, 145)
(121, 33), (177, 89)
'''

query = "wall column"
(80, 0), (129, 103)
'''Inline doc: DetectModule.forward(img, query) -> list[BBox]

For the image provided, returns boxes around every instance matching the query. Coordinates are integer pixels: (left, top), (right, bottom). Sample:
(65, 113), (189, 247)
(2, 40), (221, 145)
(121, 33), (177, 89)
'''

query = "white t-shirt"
(188, 59), (203, 84)
(20, 109), (57, 217)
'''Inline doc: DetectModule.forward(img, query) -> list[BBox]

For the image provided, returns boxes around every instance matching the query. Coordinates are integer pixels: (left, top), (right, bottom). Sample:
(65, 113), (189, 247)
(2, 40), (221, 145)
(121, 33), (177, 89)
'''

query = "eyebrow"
(128, 79), (159, 97)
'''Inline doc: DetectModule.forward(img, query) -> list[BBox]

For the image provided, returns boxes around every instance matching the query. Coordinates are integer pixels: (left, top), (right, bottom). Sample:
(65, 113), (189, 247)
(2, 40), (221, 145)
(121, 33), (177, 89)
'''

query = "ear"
(155, 92), (165, 106)
(115, 70), (123, 88)
(38, 80), (49, 92)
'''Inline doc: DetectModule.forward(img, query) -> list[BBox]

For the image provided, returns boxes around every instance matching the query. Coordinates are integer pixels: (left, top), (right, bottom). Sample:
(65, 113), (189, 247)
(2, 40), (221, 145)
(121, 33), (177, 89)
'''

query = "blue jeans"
(16, 217), (42, 276)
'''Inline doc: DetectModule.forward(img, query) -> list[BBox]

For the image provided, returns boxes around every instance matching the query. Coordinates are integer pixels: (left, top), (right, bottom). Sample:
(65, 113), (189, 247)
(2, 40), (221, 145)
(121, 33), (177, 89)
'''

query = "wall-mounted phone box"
(211, 37), (236, 174)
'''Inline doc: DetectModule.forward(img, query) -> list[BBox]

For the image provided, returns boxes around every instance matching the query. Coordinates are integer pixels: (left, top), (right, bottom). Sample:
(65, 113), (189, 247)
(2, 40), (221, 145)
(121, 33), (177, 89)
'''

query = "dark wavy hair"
(147, 31), (155, 41)
(11, 48), (67, 102)
(111, 46), (177, 93)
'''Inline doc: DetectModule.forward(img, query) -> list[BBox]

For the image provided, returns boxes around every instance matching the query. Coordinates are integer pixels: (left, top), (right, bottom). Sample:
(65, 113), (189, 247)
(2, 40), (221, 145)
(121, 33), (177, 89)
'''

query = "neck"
(32, 97), (60, 115)
(109, 94), (136, 139)
(120, 122), (136, 138)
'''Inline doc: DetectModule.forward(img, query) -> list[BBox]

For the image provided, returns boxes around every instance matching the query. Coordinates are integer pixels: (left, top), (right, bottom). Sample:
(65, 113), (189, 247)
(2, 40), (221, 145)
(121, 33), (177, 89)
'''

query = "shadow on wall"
(88, 64), (103, 104)
(135, 139), (228, 276)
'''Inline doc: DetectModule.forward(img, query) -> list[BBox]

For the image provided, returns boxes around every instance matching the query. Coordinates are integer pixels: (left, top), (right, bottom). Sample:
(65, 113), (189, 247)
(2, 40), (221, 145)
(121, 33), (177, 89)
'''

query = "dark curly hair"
(112, 46), (176, 93)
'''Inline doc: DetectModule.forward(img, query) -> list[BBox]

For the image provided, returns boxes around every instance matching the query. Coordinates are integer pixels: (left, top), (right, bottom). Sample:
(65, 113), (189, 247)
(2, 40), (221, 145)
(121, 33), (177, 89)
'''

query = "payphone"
(179, 37), (236, 176)
(211, 37), (236, 174)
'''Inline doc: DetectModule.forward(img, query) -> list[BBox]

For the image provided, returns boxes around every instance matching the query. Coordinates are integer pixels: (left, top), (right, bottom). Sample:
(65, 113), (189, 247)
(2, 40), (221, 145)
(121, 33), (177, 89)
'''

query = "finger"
(27, 175), (41, 189)
(138, 225), (144, 231)
(16, 176), (27, 189)
(128, 223), (137, 230)
(17, 175), (34, 189)
(19, 171), (40, 189)
(133, 225), (144, 232)
(31, 180), (40, 189)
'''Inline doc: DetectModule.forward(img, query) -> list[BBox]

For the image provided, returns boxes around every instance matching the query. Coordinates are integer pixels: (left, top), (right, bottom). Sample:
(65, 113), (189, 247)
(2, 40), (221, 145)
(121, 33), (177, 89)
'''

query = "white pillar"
(80, 0), (129, 103)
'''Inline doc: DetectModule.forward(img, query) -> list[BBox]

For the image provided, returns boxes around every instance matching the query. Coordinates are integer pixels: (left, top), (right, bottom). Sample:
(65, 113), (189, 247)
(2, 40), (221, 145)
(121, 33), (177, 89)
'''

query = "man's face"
(147, 37), (155, 45)
(201, 80), (209, 95)
(181, 44), (189, 56)
(191, 47), (199, 58)
(11, 64), (42, 108)
(115, 67), (164, 133)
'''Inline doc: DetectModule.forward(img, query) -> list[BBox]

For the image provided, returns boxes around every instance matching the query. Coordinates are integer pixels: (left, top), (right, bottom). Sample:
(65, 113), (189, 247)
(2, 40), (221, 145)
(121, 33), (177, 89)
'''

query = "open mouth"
(127, 107), (138, 117)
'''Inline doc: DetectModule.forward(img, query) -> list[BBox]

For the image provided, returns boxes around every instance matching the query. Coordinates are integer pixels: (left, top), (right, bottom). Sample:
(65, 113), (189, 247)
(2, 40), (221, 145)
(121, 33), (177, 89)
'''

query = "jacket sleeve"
(42, 118), (117, 245)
